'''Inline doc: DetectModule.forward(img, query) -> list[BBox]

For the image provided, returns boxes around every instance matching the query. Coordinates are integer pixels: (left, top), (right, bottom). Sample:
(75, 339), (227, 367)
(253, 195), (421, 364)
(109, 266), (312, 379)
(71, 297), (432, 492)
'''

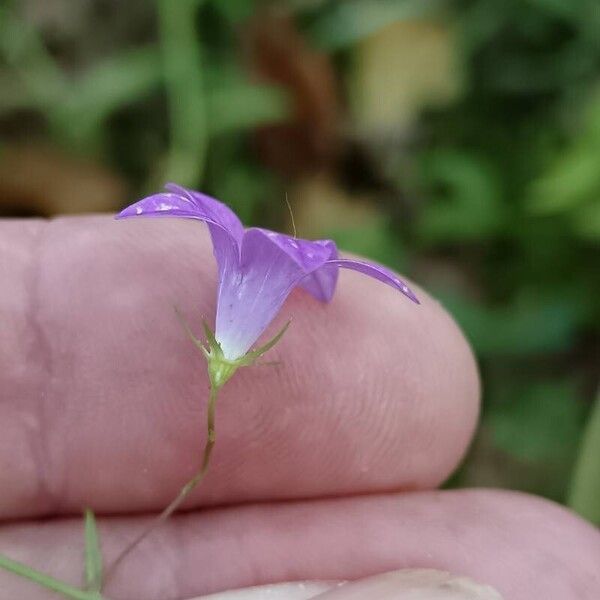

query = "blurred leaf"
(525, 0), (600, 35)
(70, 48), (162, 121)
(527, 150), (600, 213)
(460, 0), (600, 94)
(158, 0), (208, 186)
(50, 48), (163, 149)
(84, 509), (102, 593)
(569, 392), (600, 524)
(487, 380), (584, 463)
(528, 91), (600, 216)
(326, 220), (406, 270)
(438, 292), (583, 356)
(206, 84), (291, 136)
(306, 0), (444, 50)
(212, 161), (277, 224)
(210, 0), (255, 23)
(417, 150), (505, 243)
(483, 42), (597, 94)
(0, 5), (68, 104)
(524, 0), (581, 20)
(572, 199), (600, 240)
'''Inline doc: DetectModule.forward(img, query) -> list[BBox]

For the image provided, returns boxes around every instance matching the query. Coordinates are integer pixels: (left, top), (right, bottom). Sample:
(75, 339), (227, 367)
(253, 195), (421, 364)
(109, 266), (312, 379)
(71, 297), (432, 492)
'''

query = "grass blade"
(0, 553), (94, 600)
(84, 509), (103, 592)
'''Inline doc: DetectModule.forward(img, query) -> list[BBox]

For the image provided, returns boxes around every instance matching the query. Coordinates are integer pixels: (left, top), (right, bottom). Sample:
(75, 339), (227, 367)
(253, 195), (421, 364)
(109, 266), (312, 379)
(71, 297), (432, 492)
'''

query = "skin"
(0, 216), (598, 600)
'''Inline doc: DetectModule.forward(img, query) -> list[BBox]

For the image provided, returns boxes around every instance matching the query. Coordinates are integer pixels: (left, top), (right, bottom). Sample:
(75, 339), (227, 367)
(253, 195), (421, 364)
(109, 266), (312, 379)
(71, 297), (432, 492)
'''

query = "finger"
(0, 490), (597, 600)
(0, 217), (479, 518)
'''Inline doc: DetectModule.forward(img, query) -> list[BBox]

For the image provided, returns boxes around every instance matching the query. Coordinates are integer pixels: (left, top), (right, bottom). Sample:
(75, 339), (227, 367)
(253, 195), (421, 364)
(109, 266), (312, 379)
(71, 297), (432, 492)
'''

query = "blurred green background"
(1, 0), (598, 523)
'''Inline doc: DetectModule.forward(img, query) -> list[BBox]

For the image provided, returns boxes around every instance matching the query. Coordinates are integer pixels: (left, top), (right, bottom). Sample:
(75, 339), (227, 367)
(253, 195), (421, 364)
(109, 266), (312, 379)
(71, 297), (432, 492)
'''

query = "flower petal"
(298, 239), (339, 302)
(326, 258), (420, 304)
(116, 184), (244, 283)
(164, 183), (244, 245)
(215, 229), (332, 359)
(251, 229), (335, 270)
(116, 191), (213, 222)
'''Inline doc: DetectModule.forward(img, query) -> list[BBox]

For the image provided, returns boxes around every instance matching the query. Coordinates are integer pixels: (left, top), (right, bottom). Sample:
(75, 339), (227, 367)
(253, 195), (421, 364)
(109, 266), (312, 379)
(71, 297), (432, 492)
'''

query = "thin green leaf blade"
(84, 509), (103, 592)
(0, 553), (93, 600)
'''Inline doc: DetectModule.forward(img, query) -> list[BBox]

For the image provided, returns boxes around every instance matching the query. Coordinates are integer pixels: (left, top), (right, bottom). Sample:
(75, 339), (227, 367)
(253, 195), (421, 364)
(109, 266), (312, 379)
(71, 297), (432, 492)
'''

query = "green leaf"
(211, 161), (276, 225)
(0, 6), (68, 105)
(527, 150), (600, 214)
(158, 0), (209, 186)
(209, 0), (255, 23)
(78, 48), (162, 114)
(206, 84), (291, 137)
(0, 553), (95, 600)
(527, 92), (600, 215)
(569, 392), (600, 525)
(84, 509), (103, 593)
(417, 150), (505, 244)
(572, 198), (600, 240)
(487, 380), (585, 464)
(48, 49), (163, 151)
(326, 219), (406, 272)
(437, 292), (583, 357)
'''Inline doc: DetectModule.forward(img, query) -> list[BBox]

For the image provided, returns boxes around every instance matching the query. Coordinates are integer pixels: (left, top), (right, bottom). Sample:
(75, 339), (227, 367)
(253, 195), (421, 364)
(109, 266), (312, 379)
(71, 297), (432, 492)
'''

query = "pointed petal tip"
(402, 285), (421, 305)
(326, 258), (420, 305)
(115, 204), (140, 220)
(392, 281), (420, 305)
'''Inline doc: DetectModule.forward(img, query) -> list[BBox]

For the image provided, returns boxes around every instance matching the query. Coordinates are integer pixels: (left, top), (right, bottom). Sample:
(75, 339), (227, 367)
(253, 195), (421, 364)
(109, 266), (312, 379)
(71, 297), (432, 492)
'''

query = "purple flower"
(117, 183), (419, 361)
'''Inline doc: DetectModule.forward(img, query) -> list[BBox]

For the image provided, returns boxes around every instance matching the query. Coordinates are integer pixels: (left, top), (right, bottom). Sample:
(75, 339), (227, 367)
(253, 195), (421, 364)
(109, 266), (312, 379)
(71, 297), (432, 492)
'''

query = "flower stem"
(103, 384), (218, 588)
(0, 553), (101, 600)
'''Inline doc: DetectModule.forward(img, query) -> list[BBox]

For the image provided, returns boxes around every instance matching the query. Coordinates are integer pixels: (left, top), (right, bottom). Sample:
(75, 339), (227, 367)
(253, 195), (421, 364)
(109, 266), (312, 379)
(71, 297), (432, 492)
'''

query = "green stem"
(0, 553), (100, 600)
(157, 0), (208, 187)
(103, 384), (219, 588)
(568, 390), (600, 525)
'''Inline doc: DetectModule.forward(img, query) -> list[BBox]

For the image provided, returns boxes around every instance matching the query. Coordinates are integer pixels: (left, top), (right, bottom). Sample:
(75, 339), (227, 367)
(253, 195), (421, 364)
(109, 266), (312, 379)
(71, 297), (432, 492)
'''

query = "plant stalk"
(103, 384), (218, 588)
(0, 553), (101, 600)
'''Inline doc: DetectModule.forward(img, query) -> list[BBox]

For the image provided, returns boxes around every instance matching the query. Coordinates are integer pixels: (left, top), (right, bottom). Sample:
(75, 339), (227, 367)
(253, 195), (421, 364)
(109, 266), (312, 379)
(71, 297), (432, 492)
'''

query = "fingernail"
(195, 581), (339, 599)
(313, 569), (504, 599)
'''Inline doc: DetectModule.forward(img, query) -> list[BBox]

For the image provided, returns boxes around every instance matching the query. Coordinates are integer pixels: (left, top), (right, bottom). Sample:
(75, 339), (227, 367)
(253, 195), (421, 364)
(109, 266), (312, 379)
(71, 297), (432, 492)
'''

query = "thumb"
(195, 570), (503, 599)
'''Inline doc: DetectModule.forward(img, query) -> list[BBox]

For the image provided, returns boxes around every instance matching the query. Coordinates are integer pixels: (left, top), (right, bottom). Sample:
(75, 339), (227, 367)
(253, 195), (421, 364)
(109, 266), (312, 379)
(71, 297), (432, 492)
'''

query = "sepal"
(175, 309), (290, 391)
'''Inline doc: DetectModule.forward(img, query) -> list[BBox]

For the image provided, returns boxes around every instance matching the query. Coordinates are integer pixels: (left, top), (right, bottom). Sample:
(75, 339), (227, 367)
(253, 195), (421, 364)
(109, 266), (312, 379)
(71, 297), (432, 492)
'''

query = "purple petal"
(326, 258), (420, 304)
(253, 229), (336, 270)
(298, 239), (339, 302)
(117, 184), (244, 282)
(116, 191), (215, 222)
(215, 229), (332, 359)
(164, 183), (244, 246)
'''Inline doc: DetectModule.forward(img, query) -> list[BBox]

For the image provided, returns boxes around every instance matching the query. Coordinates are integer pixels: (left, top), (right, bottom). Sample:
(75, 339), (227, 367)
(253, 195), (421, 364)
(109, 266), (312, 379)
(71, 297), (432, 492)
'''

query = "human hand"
(0, 217), (598, 599)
